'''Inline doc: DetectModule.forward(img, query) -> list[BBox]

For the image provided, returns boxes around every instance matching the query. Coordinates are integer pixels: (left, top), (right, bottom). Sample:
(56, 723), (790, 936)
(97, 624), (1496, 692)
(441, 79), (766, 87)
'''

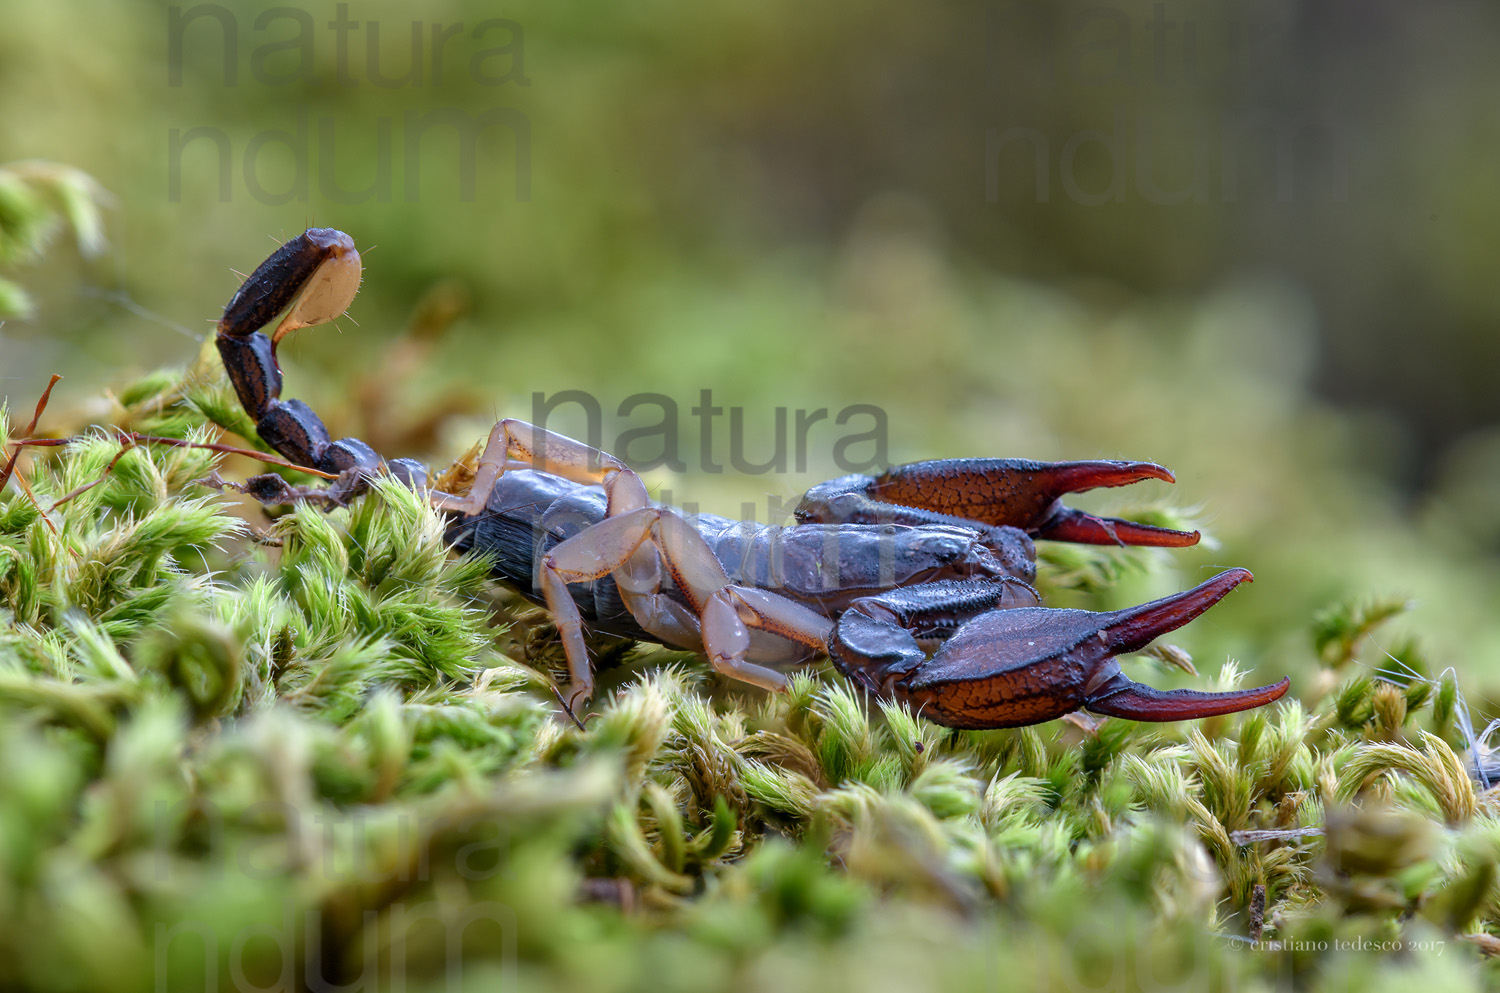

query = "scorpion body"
(211, 228), (1290, 728)
(445, 467), (1037, 660)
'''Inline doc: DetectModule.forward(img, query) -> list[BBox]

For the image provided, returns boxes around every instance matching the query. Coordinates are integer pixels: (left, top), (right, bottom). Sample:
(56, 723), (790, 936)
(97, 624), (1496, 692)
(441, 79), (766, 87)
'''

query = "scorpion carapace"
(213, 228), (1290, 728)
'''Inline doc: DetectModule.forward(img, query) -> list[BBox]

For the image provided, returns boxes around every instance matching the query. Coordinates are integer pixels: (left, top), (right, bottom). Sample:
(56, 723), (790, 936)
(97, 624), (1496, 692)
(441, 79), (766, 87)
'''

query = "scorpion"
(212, 227), (1290, 729)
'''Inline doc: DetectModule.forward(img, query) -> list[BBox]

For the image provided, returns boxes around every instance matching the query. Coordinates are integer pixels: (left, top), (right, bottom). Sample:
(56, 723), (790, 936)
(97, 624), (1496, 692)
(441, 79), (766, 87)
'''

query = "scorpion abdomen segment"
(443, 471), (654, 640)
(444, 470), (594, 588)
(703, 520), (1035, 610)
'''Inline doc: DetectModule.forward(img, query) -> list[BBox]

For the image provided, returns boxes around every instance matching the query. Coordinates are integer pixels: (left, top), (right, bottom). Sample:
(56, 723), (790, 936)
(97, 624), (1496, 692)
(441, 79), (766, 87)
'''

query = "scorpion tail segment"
(866, 458), (1198, 546)
(1085, 669), (1291, 722)
(215, 329), (283, 423)
(213, 228), (389, 487)
(217, 228), (361, 343)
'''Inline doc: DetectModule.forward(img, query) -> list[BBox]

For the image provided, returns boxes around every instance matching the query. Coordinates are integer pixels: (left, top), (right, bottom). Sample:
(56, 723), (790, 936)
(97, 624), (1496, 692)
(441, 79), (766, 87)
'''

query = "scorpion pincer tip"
(1035, 459), (1177, 499)
(1096, 567), (1253, 656)
(1033, 506), (1202, 548)
(1077, 568), (1288, 723)
(1088, 672), (1290, 723)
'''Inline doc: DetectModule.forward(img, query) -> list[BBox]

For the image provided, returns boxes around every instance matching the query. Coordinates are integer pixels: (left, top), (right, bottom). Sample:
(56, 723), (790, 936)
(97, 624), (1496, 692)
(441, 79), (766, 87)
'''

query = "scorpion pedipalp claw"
(890, 568), (1286, 728)
(1024, 460), (1199, 546)
(998, 458), (1202, 547)
(862, 458), (1200, 547)
(1030, 504), (1200, 548)
(1019, 458), (1177, 492)
(1085, 566), (1254, 654)
(1085, 672), (1292, 722)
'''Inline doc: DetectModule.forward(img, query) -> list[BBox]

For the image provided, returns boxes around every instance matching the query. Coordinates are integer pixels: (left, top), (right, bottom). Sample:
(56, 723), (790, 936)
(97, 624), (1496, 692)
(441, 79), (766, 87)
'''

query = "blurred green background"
(4, 0), (1500, 701)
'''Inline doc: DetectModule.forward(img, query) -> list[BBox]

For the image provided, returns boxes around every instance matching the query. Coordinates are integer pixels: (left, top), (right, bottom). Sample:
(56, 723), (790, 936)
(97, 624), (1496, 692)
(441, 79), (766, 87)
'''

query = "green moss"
(0, 160), (108, 318)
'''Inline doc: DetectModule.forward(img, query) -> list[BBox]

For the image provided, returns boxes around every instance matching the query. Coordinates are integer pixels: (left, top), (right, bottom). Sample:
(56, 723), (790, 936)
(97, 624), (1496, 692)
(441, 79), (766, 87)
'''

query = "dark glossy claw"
(1078, 566), (1252, 655)
(1085, 673), (1292, 722)
(885, 568), (1287, 729)
(1030, 505), (1201, 548)
(865, 458), (1201, 547)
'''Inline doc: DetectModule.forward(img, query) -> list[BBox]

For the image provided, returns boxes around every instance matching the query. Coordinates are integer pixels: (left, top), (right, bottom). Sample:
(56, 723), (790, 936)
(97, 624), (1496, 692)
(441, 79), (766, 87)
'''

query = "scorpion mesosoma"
(213, 228), (1290, 729)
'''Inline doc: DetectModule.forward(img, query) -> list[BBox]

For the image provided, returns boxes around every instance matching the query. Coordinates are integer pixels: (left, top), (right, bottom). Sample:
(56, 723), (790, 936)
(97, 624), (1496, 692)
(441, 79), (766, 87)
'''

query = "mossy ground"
(3, 349), (1500, 993)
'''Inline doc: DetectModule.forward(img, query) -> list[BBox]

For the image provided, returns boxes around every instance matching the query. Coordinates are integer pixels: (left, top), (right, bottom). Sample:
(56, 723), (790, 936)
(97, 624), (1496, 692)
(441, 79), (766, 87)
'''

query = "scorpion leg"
(430, 419), (651, 518)
(439, 422), (701, 710)
(649, 512), (832, 690)
(535, 508), (661, 713)
(539, 506), (833, 711)
(799, 459), (1200, 547)
(699, 586), (833, 690)
(829, 568), (1288, 729)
